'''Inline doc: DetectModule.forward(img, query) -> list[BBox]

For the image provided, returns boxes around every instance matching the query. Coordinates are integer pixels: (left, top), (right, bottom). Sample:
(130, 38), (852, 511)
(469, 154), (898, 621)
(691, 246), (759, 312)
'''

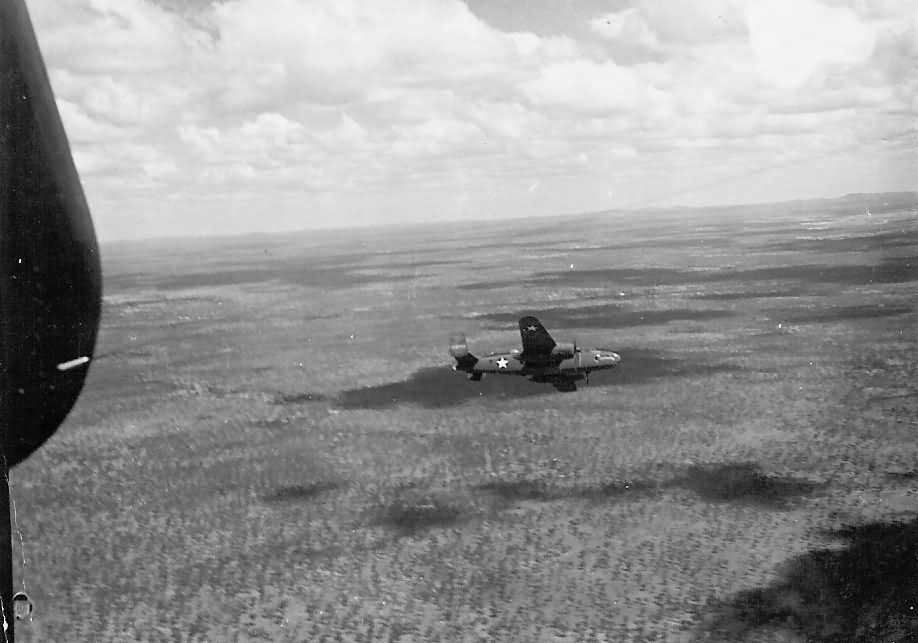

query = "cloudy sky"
(27, 0), (917, 240)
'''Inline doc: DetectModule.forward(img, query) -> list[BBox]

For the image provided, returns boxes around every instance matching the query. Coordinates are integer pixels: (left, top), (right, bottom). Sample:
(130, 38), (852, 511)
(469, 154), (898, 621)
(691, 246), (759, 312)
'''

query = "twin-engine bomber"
(450, 316), (621, 391)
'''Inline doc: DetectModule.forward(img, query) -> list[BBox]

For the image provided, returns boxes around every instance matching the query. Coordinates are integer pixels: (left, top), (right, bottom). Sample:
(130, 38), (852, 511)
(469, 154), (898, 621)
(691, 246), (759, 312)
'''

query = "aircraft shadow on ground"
(335, 367), (550, 409)
(701, 518), (918, 642)
(332, 350), (740, 410)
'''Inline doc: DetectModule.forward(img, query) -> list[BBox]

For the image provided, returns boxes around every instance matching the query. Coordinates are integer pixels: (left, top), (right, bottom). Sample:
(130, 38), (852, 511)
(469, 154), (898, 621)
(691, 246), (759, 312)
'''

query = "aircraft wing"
(519, 316), (556, 358)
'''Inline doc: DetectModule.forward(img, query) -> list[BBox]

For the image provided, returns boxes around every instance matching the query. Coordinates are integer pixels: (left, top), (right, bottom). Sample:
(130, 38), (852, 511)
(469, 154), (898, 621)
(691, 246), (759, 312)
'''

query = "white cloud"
(204, 0), (539, 110)
(589, 9), (660, 51)
(626, 0), (751, 46)
(30, 0), (204, 74)
(178, 113), (318, 174)
(326, 115), (370, 150)
(522, 60), (645, 114)
(72, 141), (178, 186)
(747, 0), (877, 89)
(21, 0), (916, 239)
(464, 100), (548, 140)
(389, 118), (487, 159)
(56, 99), (135, 143)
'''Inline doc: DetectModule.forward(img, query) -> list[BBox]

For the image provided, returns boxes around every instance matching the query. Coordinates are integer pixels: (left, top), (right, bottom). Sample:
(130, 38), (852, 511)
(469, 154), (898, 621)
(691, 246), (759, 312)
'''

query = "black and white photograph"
(1, 0), (916, 640)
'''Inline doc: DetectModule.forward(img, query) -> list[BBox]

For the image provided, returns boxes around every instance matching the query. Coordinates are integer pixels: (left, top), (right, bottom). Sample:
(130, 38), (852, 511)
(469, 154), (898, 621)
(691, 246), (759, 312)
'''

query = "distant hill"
(838, 191), (916, 202)
(757, 191), (917, 218)
(589, 191), (918, 221)
(102, 190), (916, 246)
(836, 191), (917, 209)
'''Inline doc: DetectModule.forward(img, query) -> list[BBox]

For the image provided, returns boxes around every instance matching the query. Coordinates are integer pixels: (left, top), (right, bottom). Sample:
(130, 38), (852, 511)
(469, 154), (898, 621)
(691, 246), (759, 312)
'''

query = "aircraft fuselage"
(467, 349), (621, 377)
(450, 316), (622, 391)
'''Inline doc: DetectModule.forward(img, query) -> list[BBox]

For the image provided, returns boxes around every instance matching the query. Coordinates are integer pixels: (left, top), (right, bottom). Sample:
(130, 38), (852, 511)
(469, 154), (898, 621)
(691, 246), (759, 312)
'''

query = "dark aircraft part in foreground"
(1, 0), (103, 638)
(1, 0), (101, 466)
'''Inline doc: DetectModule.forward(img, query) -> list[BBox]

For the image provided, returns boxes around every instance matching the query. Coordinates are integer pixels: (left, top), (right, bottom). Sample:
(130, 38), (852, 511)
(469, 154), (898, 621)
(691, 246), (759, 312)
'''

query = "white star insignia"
(526, 325), (538, 332)
(496, 357), (509, 369)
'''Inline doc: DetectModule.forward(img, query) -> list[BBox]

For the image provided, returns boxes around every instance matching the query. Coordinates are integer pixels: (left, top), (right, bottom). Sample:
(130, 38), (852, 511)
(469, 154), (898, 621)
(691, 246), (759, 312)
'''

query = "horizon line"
(99, 188), (918, 246)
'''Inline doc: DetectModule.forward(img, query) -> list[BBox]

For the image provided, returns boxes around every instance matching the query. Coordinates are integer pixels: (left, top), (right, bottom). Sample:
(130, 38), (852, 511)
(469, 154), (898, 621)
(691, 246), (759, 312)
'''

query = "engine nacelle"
(551, 342), (576, 359)
(449, 334), (468, 358)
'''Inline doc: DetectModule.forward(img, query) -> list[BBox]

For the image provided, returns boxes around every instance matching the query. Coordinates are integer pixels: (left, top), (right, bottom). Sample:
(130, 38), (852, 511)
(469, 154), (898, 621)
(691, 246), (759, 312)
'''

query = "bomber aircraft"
(450, 316), (621, 391)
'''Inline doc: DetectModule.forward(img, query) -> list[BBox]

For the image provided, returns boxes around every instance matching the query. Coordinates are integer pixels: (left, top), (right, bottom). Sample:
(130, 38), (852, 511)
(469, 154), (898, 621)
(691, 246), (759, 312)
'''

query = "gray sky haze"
(27, 0), (917, 240)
